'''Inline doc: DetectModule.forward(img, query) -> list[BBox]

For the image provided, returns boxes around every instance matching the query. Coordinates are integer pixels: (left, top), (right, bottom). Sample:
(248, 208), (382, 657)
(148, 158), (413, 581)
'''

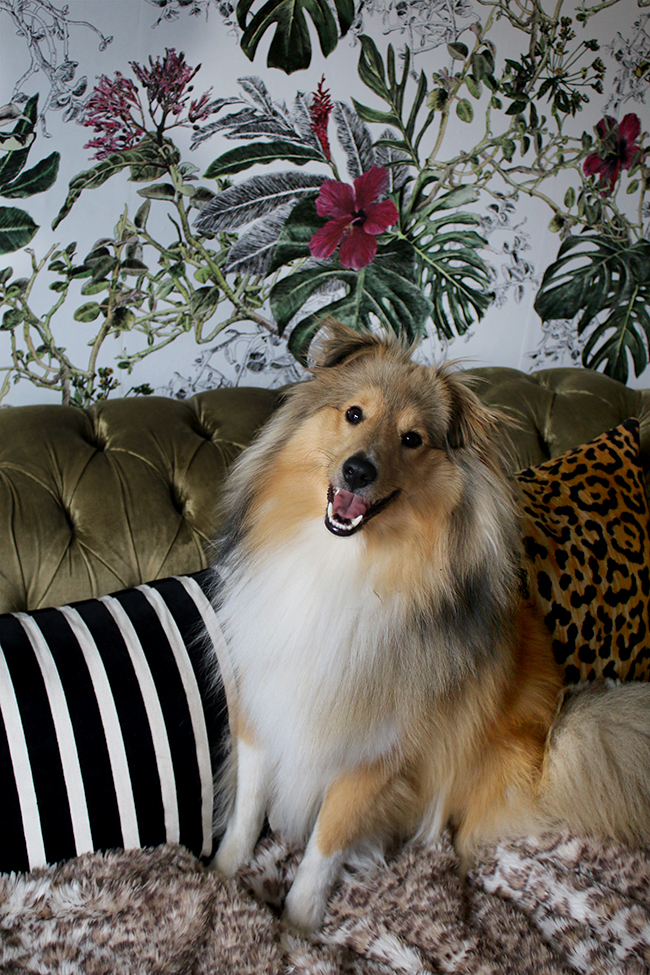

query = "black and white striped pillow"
(0, 571), (226, 874)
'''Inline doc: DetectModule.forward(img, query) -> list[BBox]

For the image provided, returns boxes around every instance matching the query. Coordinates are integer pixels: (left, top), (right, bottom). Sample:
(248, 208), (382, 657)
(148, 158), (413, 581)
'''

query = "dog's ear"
(310, 319), (385, 369)
(444, 373), (504, 451)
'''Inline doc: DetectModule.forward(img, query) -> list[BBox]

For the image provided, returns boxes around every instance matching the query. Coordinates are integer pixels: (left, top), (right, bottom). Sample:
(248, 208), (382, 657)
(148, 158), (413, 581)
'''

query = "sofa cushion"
(0, 570), (225, 873)
(517, 419), (650, 682)
(0, 387), (280, 614)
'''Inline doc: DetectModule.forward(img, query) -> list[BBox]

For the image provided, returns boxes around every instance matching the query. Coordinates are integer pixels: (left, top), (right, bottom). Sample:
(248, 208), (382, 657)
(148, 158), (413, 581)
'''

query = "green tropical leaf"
(266, 196), (324, 272)
(502, 139), (516, 162)
(471, 51), (495, 83)
(136, 183), (176, 200)
(237, 0), (354, 73)
(196, 172), (324, 234)
(465, 76), (481, 99)
(204, 141), (324, 179)
(73, 302), (101, 323)
(91, 256), (118, 282)
(135, 199), (151, 229)
(127, 136), (180, 182)
(357, 34), (390, 100)
(534, 235), (650, 382)
(581, 293), (649, 382)
(418, 184), (480, 213)
(268, 187), (490, 356)
(407, 188), (491, 337)
(456, 99), (474, 123)
(270, 241), (432, 362)
(0, 206), (38, 254)
(0, 94), (39, 189)
(2, 308), (22, 330)
(52, 139), (175, 229)
(448, 42), (469, 60)
(81, 280), (110, 296)
(386, 42), (410, 118)
(427, 90), (448, 112)
(350, 99), (400, 128)
(110, 307), (136, 331)
(190, 286), (221, 319)
(0, 152), (60, 198)
(374, 135), (413, 156)
(505, 98), (529, 116)
(333, 102), (374, 179)
(405, 71), (428, 141)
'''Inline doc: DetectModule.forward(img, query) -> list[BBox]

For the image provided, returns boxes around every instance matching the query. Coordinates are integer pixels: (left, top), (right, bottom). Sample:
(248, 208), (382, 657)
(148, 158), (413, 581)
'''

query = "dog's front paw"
(282, 876), (328, 934)
(282, 841), (344, 932)
(211, 829), (252, 878)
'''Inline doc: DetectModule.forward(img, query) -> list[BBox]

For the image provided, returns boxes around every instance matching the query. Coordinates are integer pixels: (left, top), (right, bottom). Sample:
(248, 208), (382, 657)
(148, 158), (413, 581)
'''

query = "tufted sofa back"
(0, 387), (279, 613)
(2, 366), (650, 614)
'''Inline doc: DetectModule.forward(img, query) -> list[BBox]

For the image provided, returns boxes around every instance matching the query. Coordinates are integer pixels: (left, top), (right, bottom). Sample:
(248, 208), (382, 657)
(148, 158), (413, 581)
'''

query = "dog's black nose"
(342, 454), (377, 492)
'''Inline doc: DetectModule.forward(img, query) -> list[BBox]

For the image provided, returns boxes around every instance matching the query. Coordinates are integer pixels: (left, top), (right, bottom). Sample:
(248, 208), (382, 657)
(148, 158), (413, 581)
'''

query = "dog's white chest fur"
(218, 520), (402, 839)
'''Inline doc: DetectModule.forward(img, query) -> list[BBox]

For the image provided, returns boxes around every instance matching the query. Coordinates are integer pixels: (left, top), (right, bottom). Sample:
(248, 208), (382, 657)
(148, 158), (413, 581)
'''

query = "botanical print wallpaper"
(0, 0), (648, 407)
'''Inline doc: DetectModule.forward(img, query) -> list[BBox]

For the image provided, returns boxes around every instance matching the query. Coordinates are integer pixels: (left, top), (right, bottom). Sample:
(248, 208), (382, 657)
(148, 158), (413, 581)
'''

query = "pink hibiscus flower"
(583, 113), (641, 193)
(309, 166), (399, 270)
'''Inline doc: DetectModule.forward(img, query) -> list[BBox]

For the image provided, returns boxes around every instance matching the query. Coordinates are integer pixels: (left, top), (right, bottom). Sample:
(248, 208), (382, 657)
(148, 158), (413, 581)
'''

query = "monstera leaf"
(407, 187), (492, 338)
(237, 0), (355, 73)
(270, 248), (433, 362)
(534, 235), (650, 383)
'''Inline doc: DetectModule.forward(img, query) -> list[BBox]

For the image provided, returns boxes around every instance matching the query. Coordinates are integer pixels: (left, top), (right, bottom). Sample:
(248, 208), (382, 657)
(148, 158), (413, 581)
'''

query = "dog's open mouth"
(325, 486), (400, 536)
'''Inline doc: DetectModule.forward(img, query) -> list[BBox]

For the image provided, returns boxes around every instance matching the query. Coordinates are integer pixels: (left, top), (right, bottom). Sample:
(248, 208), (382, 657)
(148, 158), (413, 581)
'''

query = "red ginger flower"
(309, 166), (399, 270)
(583, 113), (641, 193)
(310, 76), (333, 161)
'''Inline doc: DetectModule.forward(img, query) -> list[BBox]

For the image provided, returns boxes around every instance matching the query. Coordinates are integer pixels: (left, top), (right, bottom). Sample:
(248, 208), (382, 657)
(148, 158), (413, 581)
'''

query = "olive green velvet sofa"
(2, 365), (650, 616)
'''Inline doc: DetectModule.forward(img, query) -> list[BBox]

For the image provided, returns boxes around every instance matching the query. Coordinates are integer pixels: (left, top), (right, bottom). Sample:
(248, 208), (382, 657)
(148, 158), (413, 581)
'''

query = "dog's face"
(243, 323), (504, 555)
(321, 377), (456, 537)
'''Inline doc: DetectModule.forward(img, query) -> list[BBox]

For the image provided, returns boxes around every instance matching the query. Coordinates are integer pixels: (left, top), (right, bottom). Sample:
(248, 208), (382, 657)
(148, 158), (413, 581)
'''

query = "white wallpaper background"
(0, 0), (648, 406)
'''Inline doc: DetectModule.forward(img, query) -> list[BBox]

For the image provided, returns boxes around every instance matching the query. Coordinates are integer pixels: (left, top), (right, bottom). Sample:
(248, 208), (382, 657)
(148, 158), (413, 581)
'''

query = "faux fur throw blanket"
(2, 830), (649, 975)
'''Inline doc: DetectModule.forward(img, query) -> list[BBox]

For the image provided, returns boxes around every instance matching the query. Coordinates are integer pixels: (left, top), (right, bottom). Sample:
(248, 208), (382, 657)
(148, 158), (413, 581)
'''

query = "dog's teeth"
(351, 513), (364, 528)
(327, 501), (335, 522)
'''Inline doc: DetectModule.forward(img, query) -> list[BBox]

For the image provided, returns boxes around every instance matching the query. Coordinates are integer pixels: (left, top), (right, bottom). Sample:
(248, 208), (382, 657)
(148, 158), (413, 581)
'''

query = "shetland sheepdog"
(210, 321), (650, 931)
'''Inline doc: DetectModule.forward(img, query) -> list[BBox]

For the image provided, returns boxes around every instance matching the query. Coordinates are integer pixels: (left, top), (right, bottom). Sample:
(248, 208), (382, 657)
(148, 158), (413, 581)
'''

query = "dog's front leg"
(283, 761), (396, 932)
(213, 737), (268, 877)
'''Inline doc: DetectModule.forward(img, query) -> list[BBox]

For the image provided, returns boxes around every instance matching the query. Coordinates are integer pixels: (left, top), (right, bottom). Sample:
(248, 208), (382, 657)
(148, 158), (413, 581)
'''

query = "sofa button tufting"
(86, 436), (106, 451)
(170, 487), (185, 516)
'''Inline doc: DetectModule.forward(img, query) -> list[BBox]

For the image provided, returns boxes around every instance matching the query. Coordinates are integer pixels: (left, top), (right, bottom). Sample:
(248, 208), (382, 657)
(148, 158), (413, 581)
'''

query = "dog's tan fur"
(211, 321), (650, 930)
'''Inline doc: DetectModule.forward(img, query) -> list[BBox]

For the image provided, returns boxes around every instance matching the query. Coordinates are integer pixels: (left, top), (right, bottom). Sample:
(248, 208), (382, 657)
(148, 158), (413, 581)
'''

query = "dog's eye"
(345, 406), (364, 424)
(401, 431), (423, 449)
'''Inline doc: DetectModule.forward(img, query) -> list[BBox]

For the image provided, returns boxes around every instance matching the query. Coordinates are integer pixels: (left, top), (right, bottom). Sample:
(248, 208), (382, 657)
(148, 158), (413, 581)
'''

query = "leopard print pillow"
(517, 418), (650, 683)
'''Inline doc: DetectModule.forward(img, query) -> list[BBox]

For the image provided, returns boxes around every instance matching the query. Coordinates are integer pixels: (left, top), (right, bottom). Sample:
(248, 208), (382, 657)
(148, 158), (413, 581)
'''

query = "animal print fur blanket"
(1, 830), (649, 974)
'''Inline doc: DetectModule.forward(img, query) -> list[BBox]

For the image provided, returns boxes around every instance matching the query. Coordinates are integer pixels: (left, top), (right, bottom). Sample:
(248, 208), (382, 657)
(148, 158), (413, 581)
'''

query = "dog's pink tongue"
(332, 489), (370, 521)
